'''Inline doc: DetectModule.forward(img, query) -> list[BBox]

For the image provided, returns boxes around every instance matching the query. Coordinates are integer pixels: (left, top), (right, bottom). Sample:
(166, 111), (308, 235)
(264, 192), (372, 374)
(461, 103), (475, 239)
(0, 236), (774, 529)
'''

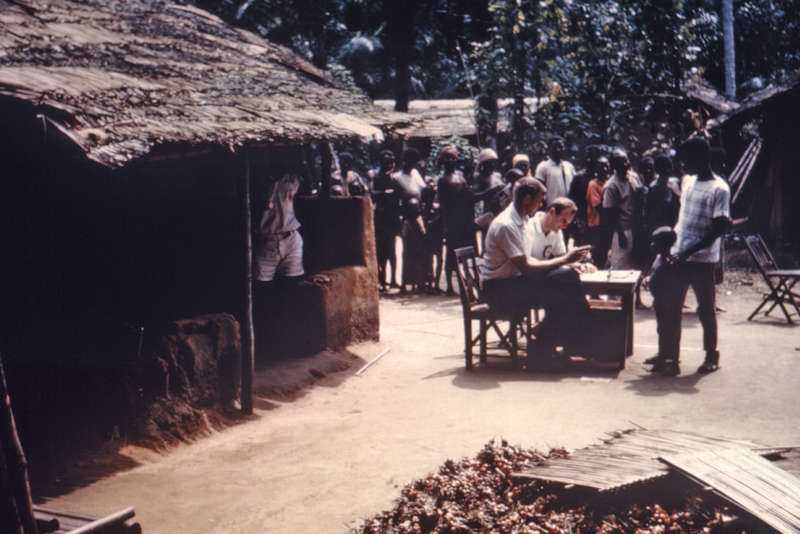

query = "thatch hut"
(0, 0), (416, 446)
(709, 70), (800, 252)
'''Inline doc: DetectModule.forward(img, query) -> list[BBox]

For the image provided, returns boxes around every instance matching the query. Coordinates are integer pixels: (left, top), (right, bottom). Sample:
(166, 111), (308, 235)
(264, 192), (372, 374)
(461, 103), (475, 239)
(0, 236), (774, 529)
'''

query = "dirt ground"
(34, 266), (800, 534)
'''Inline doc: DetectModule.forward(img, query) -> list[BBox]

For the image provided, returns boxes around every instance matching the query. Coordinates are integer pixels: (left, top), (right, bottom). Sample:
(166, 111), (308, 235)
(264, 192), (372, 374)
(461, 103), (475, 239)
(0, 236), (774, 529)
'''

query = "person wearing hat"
(473, 148), (503, 188)
(512, 153), (532, 177)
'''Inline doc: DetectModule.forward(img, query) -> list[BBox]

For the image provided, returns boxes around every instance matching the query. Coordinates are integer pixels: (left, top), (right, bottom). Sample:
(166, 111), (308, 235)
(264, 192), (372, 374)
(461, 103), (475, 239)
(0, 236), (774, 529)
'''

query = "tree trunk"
(384, 0), (417, 112)
(722, 0), (736, 99)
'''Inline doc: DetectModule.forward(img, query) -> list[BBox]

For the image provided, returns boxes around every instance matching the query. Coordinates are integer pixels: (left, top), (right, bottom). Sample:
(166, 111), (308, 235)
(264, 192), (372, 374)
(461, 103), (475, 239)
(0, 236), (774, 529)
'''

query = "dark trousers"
(483, 268), (590, 360)
(656, 261), (717, 363)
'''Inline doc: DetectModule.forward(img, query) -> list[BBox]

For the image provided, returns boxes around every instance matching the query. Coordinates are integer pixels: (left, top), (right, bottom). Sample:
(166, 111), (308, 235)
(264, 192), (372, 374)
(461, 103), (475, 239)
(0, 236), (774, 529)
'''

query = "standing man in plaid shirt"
(660, 137), (731, 377)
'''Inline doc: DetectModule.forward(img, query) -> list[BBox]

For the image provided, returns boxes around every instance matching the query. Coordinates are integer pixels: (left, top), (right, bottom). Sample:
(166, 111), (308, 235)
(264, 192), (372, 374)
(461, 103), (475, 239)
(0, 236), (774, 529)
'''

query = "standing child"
(646, 226), (683, 376)
(400, 197), (429, 294)
(421, 187), (444, 294)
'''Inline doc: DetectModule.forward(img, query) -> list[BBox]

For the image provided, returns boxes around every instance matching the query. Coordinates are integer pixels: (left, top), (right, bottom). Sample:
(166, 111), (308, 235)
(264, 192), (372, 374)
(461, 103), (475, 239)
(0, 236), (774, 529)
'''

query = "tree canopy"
(200, 0), (800, 151)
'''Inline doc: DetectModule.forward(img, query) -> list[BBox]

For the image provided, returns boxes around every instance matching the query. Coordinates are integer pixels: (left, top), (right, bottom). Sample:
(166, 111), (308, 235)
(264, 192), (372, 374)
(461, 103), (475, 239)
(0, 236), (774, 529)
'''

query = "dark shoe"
(644, 354), (661, 365)
(698, 351), (719, 373)
(697, 361), (719, 374)
(649, 361), (667, 373)
(661, 361), (680, 377)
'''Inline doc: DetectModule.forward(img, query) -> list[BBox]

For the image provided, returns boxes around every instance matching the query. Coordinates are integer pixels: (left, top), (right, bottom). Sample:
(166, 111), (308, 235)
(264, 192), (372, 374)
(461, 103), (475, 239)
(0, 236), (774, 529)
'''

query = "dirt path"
(41, 279), (800, 534)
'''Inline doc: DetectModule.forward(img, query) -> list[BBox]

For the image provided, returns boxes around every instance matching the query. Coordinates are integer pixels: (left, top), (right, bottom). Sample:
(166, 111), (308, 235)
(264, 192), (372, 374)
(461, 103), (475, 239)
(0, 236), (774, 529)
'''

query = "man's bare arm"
(668, 216), (729, 264)
(509, 246), (590, 276)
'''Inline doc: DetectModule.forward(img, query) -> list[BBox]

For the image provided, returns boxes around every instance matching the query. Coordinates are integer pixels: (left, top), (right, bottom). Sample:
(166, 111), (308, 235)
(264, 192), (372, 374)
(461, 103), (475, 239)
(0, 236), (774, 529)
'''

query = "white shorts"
(253, 231), (304, 282)
(610, 229), (633, 270)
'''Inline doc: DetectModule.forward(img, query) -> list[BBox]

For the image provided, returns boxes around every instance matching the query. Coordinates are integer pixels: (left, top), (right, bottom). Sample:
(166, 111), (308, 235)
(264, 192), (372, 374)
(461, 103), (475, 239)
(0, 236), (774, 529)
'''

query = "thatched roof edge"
(0, 0), (418, 168)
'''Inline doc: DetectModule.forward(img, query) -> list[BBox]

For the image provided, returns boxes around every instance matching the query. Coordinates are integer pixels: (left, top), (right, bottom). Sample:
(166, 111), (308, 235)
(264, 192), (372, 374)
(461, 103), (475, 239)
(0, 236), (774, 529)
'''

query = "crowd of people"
(320, 136), (730, 376)
(355, 140), (659, 294)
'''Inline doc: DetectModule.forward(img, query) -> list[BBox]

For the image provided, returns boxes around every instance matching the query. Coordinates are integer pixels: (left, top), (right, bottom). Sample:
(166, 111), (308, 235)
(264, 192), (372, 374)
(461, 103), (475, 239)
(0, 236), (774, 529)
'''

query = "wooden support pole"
(0, 353), (38, 534)
(240, 151), (254, 415)
(320, 143), (333, 198)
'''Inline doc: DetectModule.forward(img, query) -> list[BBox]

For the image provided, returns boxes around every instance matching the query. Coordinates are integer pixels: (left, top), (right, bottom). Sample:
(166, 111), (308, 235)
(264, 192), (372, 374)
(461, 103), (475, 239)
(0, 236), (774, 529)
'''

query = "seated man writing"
(528, 197), (597, 275)
(480, 178), (591, 372)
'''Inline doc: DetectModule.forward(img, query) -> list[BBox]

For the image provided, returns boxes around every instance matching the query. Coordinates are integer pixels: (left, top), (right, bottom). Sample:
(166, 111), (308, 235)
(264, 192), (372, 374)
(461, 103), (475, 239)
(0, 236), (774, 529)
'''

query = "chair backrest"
(453, 247), (480, 310)
(744, 234), (779, 276)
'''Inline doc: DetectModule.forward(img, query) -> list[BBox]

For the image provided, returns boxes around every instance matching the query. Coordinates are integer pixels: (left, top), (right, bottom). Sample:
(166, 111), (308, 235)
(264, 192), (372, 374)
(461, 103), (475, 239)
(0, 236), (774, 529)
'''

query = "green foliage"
(327, 63), (364, 95)
(691, 0), (800, 97)
(203, 0), (799, 152)
(470, 0), (702, 155)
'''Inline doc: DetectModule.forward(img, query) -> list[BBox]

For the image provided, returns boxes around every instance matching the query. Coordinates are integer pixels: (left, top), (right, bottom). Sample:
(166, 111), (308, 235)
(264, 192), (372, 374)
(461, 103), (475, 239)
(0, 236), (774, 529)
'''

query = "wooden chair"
(743, 234), (800, 323)
(453, 246), (531, 370)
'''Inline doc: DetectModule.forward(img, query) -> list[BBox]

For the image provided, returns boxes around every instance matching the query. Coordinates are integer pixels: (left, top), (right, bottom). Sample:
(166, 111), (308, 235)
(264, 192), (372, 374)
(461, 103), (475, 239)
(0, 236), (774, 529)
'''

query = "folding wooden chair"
(743, 234), (800, 323)
(453, 246), (531, 370)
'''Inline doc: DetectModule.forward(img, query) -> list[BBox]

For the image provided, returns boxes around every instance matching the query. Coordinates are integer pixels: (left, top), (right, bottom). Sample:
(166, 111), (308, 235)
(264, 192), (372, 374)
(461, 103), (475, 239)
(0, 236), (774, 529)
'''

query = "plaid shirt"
(672, 173), (730, 263)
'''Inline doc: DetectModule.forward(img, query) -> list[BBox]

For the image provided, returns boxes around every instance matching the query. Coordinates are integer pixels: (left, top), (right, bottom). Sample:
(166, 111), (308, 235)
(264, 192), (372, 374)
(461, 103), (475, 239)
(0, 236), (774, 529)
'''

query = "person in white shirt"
(535, 136), (575, 203)
(480, 178), (590, 372)
(528, 197), (596, 275)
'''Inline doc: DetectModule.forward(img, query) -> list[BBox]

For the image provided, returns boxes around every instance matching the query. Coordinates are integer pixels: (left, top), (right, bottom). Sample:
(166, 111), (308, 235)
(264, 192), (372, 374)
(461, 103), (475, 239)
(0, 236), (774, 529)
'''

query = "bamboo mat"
(661, 448), (800, 534)
(514, 428), (794, 492)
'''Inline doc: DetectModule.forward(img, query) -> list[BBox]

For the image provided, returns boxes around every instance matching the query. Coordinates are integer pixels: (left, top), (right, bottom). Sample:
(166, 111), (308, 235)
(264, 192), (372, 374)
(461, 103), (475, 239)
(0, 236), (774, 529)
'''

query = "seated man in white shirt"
(528, 197), (597, 275)
(480, 178), (591, 372)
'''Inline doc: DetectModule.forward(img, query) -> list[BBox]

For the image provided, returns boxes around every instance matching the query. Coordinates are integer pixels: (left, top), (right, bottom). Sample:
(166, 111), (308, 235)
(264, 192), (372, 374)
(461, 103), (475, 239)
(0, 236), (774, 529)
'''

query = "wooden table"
(580, 270), (641, 369)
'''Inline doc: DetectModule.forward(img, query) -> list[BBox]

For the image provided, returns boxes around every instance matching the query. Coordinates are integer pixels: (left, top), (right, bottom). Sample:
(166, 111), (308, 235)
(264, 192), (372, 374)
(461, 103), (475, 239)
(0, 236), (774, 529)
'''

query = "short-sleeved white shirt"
(527, 211), (567, 260)
(671, 173), (731, 263)
(481, 205), (531, 282)
(534, 158), (575, 202)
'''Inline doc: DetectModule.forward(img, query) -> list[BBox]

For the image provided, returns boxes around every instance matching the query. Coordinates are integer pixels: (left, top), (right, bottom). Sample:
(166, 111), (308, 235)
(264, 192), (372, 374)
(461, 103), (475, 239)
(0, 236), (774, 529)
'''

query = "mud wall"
(256, 196), (379, 360)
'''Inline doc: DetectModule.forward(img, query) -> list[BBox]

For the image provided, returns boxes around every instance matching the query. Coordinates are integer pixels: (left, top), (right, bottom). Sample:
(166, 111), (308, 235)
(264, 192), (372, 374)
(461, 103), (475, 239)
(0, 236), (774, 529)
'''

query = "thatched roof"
(707, 69), (800, 129)
(0, 0), (418, 167)
(684, 81), (740, 116)
(373, 98), (547, 138)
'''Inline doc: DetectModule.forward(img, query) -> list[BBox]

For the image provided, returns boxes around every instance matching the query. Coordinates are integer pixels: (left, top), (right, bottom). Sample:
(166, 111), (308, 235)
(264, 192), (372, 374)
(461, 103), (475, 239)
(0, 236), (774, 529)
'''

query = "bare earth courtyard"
(37, 275), (800, 534)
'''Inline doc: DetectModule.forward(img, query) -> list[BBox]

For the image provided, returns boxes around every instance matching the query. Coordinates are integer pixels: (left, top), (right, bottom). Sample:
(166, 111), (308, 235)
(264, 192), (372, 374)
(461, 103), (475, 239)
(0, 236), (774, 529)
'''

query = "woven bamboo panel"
(514, 428), (790, 491)
(661, 448), (800, 534)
